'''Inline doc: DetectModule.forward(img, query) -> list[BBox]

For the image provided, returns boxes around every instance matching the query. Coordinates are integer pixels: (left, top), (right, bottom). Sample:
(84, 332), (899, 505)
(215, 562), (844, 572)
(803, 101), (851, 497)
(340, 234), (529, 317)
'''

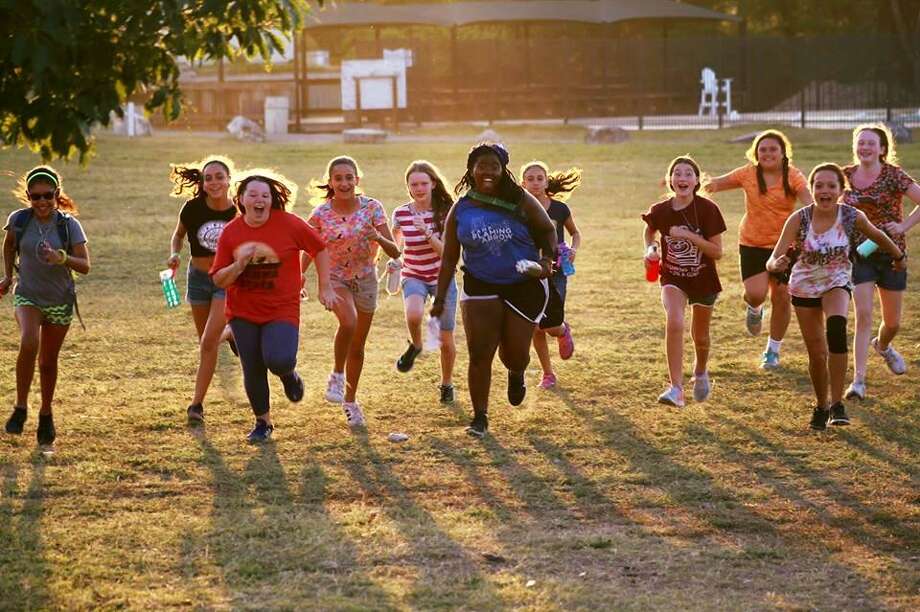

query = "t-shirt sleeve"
(371, 199), (387, 227)
(2, 210), (18, 232)
(725, 165), (749, 189)
(178, 200), (193, 229)
(789, 167), (808, 195)
(700, 199), (727, 239)
(893, 166), (916, 194)
(306, 207), (321, 230)
(209, 225), (236, 276)
(641, 203), (661, 230)
(557, 202), (572, 223)
(293, 215), (326, 257)
(67, 217), (87, 245)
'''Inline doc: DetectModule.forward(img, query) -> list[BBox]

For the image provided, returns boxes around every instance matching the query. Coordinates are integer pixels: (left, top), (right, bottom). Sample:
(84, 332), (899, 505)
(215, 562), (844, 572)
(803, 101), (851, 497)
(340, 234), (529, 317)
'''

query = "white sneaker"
(657, 385), (685, 408)
(871, 337), (906, 375)
(691, 372), (711, 402)
(342, 401), (366, 428)
(325, 372), (345, 403)
(845, 380), (866, 401)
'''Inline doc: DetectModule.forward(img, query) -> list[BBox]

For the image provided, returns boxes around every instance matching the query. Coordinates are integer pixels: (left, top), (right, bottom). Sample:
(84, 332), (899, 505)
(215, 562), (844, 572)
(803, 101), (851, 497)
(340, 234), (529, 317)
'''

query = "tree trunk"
(889, 0), (920, 97)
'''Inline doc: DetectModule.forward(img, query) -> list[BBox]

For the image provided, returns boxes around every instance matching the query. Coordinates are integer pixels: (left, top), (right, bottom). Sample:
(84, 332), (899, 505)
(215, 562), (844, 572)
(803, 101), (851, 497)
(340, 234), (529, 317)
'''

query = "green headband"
(27, 171), (59, 188)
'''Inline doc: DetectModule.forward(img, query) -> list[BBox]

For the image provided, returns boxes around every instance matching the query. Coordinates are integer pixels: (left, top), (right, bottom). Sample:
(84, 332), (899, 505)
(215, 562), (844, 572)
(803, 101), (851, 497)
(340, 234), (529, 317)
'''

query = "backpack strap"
(839, 205), (861, 253)
(794, 205), (814, 250)
(55, 210), (73, 254)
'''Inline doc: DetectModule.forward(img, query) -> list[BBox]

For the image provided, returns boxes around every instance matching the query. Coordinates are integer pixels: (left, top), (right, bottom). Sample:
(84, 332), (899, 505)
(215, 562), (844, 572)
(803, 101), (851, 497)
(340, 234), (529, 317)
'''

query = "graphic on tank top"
(197, 220), (228, 253)
(235, 241), (281, 290)
(469, 218), (515, 256)
(664, 226), (703, 276)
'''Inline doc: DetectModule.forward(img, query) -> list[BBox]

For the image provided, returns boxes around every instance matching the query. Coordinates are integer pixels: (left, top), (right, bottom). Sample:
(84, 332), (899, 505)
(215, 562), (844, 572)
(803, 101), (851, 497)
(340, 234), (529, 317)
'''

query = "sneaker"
(507, 371), (526, 406)
(828, 402), (850, 426)
(5, 407), (27, 434)
(325, 372), (345, 403)
(281, 371), (305, 403)
(871, 337), (906, 375)
(342, 401), (366, 428)
(36, 413), (55, 446)
(466, 412), (488, 438)
(845, 380), (866, 401)
(557, 322), (575, 360)
(539, 373), (557, 390)
(246, 419), (273, 443)
(810, 405), (830, 431)
(439, 384), (455, 405)
(691, 372), (711, 402)
(396, 342), (423, 373)
(745, 305), (764, 336)
(657, 385), (685, 408)
(760, 350), (780, 370)
(187, 403), (204, 424)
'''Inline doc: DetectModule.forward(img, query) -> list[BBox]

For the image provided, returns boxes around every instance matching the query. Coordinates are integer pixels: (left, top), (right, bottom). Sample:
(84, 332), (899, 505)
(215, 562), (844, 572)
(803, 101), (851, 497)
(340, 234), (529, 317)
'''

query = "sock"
(747, 303), (763, 315)
(766, 337), (782, 353)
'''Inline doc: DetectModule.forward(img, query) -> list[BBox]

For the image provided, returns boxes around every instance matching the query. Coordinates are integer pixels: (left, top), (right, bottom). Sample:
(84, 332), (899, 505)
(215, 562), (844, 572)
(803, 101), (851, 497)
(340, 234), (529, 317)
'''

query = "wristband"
(57, 249), (68, 265)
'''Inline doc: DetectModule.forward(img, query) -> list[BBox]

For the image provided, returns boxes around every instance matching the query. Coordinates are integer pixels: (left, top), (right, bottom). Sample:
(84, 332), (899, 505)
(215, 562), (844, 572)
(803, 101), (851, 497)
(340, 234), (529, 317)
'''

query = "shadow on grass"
(0, 460), (49, 610)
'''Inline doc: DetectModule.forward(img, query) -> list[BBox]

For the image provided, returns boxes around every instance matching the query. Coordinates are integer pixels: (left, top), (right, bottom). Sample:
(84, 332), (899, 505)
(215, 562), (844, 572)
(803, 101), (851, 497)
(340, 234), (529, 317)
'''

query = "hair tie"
(27, 171), (59, 188)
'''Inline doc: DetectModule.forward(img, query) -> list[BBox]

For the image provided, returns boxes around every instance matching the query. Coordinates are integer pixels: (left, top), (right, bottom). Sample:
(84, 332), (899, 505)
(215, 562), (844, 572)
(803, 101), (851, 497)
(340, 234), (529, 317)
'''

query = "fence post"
(638, 114), (644, 131)
(718, 103), (724, 129)
(799, 89), (806, 129)
(886, 79), (893, 122)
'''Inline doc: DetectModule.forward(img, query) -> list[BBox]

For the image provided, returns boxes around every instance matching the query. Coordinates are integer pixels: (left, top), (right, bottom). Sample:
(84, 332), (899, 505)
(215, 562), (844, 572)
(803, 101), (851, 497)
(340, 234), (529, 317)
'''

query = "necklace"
(673, 197), (699, 232)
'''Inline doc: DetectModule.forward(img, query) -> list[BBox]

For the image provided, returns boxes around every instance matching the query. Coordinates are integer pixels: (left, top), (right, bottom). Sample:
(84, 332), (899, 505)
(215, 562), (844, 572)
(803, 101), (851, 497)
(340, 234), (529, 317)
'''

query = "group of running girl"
(644, 124), (919, 430)
(2, 123), (915, 447)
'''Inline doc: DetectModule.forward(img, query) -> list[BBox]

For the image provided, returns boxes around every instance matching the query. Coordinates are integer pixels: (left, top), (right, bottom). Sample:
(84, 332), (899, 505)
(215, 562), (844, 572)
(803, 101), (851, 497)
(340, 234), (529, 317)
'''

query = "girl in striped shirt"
(390, 161), (458, 404)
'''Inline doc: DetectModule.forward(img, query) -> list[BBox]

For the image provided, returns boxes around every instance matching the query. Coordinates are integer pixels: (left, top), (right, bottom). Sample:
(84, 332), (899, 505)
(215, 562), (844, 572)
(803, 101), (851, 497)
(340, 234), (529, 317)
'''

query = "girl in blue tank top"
(454, 196), (539, 284)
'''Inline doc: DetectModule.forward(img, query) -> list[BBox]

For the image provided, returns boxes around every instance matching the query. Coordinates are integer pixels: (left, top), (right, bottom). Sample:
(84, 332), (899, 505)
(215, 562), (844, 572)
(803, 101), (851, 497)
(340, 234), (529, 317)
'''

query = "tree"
(0, 0), (314, 161)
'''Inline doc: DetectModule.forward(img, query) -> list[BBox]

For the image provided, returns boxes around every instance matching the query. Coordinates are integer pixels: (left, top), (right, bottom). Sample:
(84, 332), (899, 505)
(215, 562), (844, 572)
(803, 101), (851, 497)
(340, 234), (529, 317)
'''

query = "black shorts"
(739, 245), (790, 284)
(461, 270), (562, 327)
(791, 286), (852, 308)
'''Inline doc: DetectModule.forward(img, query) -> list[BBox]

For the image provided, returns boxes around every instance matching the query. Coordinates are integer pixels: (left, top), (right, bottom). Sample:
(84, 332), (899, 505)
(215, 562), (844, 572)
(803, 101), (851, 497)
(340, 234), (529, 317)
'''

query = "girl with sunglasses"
(2, 166), (90, 449)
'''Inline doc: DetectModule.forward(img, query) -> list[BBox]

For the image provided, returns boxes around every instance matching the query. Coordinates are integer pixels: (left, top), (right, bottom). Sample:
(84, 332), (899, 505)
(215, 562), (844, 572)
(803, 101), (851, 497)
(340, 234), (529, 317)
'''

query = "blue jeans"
(229, 319), (299, 417)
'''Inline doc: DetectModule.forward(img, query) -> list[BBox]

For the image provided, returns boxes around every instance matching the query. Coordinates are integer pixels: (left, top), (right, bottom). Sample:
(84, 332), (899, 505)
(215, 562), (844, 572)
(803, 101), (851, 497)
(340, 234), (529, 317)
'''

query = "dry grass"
(0, 126), (918, 610)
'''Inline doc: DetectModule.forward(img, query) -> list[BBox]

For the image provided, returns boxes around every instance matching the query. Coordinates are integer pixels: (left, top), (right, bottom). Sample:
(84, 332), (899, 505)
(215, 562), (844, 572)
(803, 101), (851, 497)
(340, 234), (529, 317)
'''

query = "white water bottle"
(386, 259), (401, 295)
(424, 315), (441, 351)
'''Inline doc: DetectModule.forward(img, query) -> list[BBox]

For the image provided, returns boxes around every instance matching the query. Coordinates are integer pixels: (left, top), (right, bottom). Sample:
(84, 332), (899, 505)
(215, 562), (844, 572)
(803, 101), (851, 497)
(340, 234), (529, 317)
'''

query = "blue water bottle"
(160, 269), (181, 308)
(856, 239), (878, 258)
(558, 244), (576, 276)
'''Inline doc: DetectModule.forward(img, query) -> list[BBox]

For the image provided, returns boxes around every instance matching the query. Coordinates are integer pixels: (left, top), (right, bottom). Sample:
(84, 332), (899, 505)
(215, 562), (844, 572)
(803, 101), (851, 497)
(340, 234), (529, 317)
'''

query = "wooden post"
(217, 54), (225, 130)
(451, 26), (458, 99)
(292, 29), (302, 132)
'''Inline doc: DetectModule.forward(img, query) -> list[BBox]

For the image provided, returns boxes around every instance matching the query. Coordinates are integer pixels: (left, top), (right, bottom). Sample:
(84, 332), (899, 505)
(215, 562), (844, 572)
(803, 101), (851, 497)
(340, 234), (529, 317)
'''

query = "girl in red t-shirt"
(642, 156), (727, 408)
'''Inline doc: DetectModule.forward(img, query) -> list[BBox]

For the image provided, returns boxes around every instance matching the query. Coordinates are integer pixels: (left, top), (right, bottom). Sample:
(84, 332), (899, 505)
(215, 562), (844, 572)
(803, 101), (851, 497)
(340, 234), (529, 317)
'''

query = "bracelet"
(57, 249), (68, 265)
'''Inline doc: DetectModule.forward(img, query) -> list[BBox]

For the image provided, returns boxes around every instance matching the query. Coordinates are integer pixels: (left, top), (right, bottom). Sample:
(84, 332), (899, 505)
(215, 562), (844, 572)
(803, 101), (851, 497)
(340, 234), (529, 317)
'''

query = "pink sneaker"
(557, 322), (575, 360)
(539, 373), (557, 389)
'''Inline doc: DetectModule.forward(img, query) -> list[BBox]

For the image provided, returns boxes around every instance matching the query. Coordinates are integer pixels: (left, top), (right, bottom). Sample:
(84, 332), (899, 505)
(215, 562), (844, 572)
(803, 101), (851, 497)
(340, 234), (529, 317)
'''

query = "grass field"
(0, 126), (918, 610)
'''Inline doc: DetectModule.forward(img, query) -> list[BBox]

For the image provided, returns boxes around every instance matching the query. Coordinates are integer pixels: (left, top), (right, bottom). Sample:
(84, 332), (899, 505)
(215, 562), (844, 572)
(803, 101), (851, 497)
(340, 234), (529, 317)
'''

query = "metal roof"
(305, 0), (739, 28)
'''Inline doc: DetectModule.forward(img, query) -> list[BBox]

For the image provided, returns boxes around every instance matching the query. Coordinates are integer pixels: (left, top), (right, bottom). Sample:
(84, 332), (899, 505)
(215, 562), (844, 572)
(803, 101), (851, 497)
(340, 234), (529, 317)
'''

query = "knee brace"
(826, 315), (848, 354)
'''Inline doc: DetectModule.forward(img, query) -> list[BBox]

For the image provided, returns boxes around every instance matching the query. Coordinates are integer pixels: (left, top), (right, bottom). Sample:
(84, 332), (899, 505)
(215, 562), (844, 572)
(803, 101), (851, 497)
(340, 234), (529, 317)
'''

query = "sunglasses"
(28, 191), (57, 201)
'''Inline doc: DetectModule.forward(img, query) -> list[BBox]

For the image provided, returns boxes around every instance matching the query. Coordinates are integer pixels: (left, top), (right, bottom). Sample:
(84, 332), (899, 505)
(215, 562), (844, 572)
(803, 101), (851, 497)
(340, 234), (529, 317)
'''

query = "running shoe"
(439, 384), (455, 405)
(828, 402), (850, 426)
(325, 372), (345, 403)
(281, 371), (305, 403)
(342, 401), (366, 428)
(187, 403), (204, 424)
(396, 342), (422, 373)
(539, 373), (557, 390)
(507, 371), (526, 406)
(810, 405), (830, 431)
(557, 322), (575, 360)
(845, 380), (866, 401)
(871, 337), (906, 375)
(745, 305), (764, 336)
(657, 385), (685, 408)
(466, 412), (488, 438)
(760, 349), (780, 370)
(36, 413), (55, 446)
(246, 419), (273, 443)
(5, 407), (27, 434)
(691, 372), (711, 402)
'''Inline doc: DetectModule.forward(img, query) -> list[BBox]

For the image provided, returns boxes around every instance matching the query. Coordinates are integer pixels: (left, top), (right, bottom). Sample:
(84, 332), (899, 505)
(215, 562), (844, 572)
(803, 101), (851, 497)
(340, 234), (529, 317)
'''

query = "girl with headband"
(2, 166), (91, 449)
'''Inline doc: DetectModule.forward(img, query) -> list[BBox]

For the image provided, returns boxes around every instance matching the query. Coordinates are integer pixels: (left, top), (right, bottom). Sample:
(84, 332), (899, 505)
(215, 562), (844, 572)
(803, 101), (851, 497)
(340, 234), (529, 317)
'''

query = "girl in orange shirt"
(707, 130), (813, 369)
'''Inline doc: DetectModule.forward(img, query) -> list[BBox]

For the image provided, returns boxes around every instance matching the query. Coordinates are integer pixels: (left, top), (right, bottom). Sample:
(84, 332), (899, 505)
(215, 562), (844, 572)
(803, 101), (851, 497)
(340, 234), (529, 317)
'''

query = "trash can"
(264, 96), (289, 135)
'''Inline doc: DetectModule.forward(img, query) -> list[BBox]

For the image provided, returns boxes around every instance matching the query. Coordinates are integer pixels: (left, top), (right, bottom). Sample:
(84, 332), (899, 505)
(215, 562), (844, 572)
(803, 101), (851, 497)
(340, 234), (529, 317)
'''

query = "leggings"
(229, 318), (299, 417)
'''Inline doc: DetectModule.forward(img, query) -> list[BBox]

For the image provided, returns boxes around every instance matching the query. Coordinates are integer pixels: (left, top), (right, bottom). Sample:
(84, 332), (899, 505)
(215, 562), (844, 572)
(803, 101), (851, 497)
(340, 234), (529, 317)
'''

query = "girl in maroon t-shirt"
(642, 156), (727, 408)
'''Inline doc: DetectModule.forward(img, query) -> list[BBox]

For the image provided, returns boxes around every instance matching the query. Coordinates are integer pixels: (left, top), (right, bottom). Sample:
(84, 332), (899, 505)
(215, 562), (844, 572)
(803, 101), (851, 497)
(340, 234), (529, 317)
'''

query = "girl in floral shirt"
(305, 156), (400, 428)
(842, 124), (920, 400)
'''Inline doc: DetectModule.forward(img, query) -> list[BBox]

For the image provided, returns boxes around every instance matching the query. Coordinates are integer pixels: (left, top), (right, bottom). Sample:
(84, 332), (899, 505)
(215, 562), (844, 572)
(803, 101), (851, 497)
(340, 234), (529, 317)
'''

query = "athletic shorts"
(662, 285), (719, 308)
(791, 286), (852, 309)
(852, 252), (907, 291)
(461, 269), (562, 327)
(332, 273), (378, 313)
(187, 265), (225, 306)
(401, 277), (458, 332)
(13, 294), (74, 326)
(739, 245), (790, 284)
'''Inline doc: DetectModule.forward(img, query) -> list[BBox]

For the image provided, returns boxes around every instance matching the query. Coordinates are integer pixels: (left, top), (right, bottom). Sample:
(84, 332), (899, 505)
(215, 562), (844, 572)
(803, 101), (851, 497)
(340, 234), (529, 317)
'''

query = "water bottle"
(516, 259), (543, 278)
(424, 315), (441, 351)
(160, 269), (181, 308)
(558, 244), (576, 276)
(645, 245), (661, 282)
(856, 239), (878, 258)
(386, 259), (401, 295)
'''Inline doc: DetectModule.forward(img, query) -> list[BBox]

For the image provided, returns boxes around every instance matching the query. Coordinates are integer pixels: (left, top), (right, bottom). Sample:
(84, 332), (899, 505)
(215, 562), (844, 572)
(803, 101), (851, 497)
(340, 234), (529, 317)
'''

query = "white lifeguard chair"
(698, 67), (733, 117)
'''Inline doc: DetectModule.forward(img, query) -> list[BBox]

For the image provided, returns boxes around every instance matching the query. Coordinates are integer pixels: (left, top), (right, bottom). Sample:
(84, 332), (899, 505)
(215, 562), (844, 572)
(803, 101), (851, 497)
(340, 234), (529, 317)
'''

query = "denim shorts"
(332, 273), (378, 313)
(401, 277), (458, 331)
(187, 265), (225, 306)
(852, 252), (907, 291)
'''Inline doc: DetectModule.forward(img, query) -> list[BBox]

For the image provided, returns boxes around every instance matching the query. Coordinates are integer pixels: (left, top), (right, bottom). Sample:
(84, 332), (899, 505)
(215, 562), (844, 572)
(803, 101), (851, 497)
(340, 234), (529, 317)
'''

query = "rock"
(476, 128), (502, 144)
(226, 116), (265, 143)
(584, 125), (629, 144)
(343, 128), (387, 144)
(884, 121), (912, 144)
